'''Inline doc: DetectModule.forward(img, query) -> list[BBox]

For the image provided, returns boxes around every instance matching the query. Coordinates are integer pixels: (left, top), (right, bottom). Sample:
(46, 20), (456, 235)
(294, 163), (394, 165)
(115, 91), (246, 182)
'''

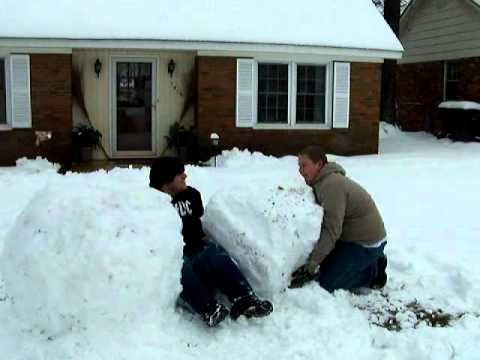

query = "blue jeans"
(317, 241), (386, 292)
(180, 243), (253, 314)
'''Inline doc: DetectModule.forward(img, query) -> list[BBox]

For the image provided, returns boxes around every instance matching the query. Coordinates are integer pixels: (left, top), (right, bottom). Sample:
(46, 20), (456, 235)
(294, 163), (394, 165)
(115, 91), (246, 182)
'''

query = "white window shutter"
(9, 55), (32, 128)
(332, 62), (350, 129)
(236, 59), (254, 127)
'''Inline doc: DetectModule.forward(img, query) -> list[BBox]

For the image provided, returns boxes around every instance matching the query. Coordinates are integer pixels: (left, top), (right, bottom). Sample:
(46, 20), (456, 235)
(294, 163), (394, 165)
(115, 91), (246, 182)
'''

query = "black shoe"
(230, 295), (273, 320)
(202, 302), (229, 327)
(370, 256), (388, 290)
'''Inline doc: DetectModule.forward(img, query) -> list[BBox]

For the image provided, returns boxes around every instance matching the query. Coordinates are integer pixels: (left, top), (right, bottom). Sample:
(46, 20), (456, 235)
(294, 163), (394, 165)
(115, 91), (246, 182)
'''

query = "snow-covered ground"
(0, 123), (479, 360)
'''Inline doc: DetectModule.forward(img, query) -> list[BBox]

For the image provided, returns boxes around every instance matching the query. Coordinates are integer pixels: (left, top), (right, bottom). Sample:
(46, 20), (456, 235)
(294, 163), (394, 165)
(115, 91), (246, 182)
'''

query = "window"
(296, 65), (326, 124)
(0, 59), (6, 125)
(236, 59), (349, 129)
(445, 61), (460, 101)
(257, 63), (289, 124)
(256, 62), (328, 127)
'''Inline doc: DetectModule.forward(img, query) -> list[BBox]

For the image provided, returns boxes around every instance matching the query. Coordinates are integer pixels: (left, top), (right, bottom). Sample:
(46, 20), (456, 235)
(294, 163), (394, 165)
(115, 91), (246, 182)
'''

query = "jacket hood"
(313, 162), (346, 184)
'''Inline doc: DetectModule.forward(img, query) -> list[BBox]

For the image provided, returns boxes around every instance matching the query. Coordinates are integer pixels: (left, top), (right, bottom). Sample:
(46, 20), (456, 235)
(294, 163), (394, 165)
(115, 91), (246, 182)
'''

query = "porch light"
(94, 58), (102, 78)
(167, 59), (176, 77)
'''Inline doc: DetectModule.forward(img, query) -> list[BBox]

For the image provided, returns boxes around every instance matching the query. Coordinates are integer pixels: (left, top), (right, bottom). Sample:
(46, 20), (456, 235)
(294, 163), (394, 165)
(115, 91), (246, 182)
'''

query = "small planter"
(80, 146), (94, 162)
(72, 124), (102, 162)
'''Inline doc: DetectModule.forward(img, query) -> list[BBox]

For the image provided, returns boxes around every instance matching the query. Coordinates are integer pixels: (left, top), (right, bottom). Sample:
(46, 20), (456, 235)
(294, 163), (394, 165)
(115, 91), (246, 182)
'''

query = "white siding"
(400, 0), (480, 63)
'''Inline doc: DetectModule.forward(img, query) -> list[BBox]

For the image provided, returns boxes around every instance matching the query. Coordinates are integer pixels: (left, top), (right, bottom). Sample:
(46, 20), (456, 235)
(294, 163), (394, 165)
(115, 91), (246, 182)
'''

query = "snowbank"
(1, 172), (183, 336)
(0, 157), (61, 253)
(203, 185), (322, 299)
(438, 101), (480, 111)
(215, 147), (297, 169)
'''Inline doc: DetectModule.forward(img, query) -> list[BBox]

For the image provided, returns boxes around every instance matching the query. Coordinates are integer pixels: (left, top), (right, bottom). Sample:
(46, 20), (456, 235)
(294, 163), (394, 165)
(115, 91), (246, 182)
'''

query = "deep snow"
(0, 123), (479, 360)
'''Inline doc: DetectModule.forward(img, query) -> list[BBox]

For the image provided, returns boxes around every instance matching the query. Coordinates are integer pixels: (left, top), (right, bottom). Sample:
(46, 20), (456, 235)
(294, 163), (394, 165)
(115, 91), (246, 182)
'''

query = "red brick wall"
(0, 54), (72, 166)
(196, 57), (381, 156)
(397, 57), (480, 133)
(458, 57), (480, 102)
(397, 62), (444, 132)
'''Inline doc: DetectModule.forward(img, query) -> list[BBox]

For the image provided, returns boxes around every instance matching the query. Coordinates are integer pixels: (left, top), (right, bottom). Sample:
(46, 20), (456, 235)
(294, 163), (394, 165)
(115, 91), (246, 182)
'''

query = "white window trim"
(252, 60), (332, 130)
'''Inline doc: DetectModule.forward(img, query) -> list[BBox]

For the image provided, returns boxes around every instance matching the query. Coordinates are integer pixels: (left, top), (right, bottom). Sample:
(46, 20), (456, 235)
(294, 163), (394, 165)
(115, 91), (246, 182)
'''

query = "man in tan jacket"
(290, 146), (387, 292)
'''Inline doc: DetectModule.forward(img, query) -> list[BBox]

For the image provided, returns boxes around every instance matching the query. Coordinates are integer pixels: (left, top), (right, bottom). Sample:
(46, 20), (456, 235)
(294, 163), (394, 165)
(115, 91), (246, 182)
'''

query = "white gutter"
(0, 38), (403, 60)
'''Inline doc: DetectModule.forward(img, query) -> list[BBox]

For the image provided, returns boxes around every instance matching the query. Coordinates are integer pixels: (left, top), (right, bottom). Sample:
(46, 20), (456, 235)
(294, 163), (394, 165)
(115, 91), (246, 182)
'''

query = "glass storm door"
(113, 58), (156, 157)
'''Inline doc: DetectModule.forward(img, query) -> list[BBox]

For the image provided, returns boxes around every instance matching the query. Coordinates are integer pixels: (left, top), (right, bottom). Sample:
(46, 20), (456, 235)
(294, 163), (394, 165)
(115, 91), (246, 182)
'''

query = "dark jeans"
(180, 243), (253, 314)
(317, 241), (386, 293)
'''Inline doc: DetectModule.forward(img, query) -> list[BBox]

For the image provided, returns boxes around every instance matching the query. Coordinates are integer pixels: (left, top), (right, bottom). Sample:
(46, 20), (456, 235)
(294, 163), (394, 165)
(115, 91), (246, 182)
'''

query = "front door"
(112, 58), (156, 157)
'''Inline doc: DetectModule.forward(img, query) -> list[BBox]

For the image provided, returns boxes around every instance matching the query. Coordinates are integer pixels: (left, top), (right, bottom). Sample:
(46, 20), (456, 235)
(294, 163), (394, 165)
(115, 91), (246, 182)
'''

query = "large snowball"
(1, 171), (183, 336)
(0, 157), (60, 253)
(203, 184), (322, 299)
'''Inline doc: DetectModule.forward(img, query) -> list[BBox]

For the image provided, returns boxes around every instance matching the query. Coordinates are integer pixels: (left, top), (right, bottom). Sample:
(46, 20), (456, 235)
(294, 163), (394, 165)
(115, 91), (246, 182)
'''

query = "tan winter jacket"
(308, 162), (386, 266)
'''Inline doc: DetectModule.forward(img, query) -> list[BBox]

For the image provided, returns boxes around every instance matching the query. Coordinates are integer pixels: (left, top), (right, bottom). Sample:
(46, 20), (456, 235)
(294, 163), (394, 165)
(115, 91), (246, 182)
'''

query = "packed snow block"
(1, 172), (183, 335)
(203, 185), (322, 299)
(0, 157), (61, 254)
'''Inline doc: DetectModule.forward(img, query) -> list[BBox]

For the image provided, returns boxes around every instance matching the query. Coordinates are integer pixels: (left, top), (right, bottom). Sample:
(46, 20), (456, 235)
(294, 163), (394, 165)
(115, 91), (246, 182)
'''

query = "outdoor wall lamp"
(94, 58), (102, 78)
(168, 59), (176, 77)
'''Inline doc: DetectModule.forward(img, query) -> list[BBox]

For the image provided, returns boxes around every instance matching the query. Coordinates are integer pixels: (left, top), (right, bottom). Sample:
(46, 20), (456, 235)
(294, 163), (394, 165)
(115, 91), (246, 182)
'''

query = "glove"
(289, 261), (318, 289)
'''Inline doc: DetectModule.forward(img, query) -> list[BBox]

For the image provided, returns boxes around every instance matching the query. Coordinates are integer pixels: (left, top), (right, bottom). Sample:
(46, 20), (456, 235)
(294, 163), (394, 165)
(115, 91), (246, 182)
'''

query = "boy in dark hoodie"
(149, 156), (272, 327)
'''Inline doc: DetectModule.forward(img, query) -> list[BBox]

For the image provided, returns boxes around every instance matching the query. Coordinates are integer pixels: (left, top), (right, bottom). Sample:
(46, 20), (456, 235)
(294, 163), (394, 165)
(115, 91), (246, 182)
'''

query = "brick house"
(397, 0), (480, 132)
(0, 0), (402, 167)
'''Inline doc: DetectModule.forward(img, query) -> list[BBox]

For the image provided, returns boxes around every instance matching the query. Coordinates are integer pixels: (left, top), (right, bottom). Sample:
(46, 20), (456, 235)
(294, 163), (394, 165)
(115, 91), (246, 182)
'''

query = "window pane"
(0, 59), (6, 125)
(447, 62), (458, 81)
(296, 65), (326, 124)
(257, 63), (289, 124)
(445, 62), (460, 101)
(116, 62), (153, 151)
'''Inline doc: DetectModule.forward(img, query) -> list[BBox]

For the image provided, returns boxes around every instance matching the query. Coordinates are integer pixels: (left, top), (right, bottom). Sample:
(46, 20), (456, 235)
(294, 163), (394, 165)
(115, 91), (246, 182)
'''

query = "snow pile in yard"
(0, 157), (61, 253)
(1, 171), (183, 336)
(215, 147), (296, 169)
(203, 185), (322, 299)
(1, 130), (480, 359)
(15, 156), (60, 172)
(438, 100), (480, 111)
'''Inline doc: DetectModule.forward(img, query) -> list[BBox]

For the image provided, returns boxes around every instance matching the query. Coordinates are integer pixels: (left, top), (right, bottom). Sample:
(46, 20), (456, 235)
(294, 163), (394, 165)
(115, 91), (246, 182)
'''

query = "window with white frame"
(257, 63), (289, 124)
(0, 58), (6, 125)
(236, 59), (349, 130)
(256, 62), (327, 126)
(296, 65), (326, 124)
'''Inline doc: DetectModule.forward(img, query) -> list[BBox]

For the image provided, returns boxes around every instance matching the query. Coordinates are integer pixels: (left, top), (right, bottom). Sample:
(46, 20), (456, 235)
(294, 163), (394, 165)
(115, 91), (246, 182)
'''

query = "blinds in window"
(332, 62), (350, 129)
(9, 55), (31, 128)
(236, 59), (254, 127)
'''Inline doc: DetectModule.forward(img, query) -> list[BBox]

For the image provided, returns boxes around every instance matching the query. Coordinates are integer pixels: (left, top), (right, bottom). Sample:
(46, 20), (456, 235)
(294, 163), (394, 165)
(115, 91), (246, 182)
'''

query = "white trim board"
(0, 38), (403, 60)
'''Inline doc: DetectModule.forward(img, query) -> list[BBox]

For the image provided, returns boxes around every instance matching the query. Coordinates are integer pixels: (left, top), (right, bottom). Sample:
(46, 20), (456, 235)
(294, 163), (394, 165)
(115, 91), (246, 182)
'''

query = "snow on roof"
(0, 0), (403, 53)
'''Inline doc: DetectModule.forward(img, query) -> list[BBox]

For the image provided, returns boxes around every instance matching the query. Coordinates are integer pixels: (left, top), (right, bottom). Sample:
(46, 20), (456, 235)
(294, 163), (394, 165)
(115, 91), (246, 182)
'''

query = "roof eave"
(0, 37), (403, 60)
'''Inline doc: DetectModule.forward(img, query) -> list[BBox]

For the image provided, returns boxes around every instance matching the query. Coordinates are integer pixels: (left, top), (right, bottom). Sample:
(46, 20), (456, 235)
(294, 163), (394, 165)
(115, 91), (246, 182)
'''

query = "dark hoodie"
(308, 162), (387, 266)
(171, 186), (208, 257)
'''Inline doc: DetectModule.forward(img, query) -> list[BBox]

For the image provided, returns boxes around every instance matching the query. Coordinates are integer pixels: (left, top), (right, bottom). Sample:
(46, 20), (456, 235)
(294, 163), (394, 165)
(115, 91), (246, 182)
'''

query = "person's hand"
(289, 262), (318, 289)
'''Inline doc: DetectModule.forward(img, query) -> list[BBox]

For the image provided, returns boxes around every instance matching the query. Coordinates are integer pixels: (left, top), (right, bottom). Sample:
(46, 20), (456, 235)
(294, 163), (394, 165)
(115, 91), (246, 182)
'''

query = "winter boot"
(201, 302), (229, 327)
(230, 294), (273, 320)
(370, 256), (388, 290)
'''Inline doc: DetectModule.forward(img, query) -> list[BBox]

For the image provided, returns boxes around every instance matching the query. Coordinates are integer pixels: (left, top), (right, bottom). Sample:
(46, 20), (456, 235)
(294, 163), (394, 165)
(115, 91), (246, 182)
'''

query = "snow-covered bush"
(1, 172), (183, 336)
(203, 185), (322, 299)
